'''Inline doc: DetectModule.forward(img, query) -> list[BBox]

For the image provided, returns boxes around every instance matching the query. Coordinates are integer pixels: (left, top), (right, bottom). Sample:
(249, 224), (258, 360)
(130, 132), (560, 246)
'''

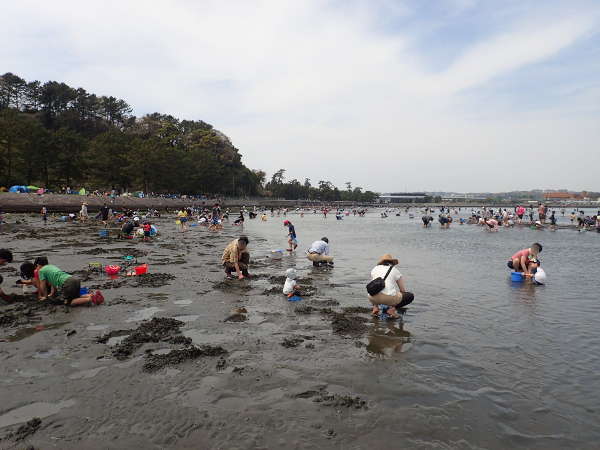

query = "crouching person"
(36, 257), (104, 306)
(306, 237), (333, 267)
(367, 254), (414, 319)
(222, 236), (251, 279)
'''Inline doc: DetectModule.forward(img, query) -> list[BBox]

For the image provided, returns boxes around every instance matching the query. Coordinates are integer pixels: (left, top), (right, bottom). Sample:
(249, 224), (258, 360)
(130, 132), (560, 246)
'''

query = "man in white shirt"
(368, 253), (414, 318)
(306, 237), (333, 266)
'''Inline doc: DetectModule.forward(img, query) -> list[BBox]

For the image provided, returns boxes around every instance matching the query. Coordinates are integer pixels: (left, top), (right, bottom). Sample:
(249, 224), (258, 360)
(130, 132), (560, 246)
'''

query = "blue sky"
(2, 0), (599, 192)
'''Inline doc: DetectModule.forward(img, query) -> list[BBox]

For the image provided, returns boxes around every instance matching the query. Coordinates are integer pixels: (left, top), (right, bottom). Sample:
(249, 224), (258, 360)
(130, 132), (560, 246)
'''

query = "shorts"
(212, 217), (219, 225)
(180, 217), (188, 223)
(144, 231), (151, 237)
(62, 277), (81, 304)
(517, 214), (523, 219)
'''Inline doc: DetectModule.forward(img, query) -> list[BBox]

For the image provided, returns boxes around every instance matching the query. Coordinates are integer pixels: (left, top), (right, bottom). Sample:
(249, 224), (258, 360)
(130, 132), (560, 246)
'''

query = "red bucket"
(105, 265), (121, 275)
(134, 264), (148, 275)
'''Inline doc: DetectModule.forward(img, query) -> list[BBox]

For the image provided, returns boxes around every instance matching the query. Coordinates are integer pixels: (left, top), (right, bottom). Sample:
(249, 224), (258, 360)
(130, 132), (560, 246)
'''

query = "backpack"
(366, 265), (394, 296)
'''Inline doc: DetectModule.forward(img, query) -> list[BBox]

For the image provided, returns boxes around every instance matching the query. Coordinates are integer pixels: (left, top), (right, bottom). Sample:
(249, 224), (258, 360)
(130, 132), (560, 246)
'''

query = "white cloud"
(2, 0), (599, 191)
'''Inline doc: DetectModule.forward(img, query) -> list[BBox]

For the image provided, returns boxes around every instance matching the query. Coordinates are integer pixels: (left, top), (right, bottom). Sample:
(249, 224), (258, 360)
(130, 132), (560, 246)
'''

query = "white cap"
(285, 268), (297, 279)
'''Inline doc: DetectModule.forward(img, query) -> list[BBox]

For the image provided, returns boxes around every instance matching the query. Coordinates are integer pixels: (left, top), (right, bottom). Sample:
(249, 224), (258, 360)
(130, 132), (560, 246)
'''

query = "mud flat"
(1, 212), (599, 449)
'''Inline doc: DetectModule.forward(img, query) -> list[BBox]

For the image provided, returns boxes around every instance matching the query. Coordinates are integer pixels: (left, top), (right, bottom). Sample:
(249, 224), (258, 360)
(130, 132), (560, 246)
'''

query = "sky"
(2, 0), (600, 193)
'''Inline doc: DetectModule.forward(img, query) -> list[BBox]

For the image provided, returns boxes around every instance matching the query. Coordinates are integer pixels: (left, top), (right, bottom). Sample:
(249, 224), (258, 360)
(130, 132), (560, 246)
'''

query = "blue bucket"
(99, 230), (109, 237)
(80, 287), (89, 295)
(510, 272), (524, 282)
(288, 295), (302, 302)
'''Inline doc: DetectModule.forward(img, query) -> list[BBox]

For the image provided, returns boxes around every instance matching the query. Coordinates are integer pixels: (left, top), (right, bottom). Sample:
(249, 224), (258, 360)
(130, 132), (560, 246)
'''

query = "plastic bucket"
(135, 264), (148, 275)
(99, 230), (109, 237)
(288, 295), (302, 302)
(80, 287), (89, 296)
(105, 265), (121, 275)
(510, 272), (524, 282)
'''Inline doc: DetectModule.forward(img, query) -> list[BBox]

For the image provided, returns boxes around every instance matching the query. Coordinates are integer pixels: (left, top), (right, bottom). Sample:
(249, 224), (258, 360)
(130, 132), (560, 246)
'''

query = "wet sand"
(1, 213), (599, 449)
(0, 216), (387, 450)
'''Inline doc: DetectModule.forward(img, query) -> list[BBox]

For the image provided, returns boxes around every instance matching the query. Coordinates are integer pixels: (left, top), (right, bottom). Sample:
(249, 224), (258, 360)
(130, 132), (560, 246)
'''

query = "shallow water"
(242, 210), (600, 448)
(1, 210), (599, 449)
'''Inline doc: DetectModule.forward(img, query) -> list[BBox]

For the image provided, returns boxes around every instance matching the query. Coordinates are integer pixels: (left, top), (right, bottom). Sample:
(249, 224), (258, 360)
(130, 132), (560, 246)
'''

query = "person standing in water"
(283, 220), (298, 252)
(41, 206), (48, 224)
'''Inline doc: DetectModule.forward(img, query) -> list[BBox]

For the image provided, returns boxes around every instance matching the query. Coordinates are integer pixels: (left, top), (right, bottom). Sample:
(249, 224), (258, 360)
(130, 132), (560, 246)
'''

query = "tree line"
(0, 72), (261, 195)
(0, 73), (378, 202)
(261, 169), (378, 202)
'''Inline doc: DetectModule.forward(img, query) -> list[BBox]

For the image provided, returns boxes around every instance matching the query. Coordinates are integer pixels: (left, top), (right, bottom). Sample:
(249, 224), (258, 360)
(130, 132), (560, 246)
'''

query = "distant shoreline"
(0, 193), (598, 213)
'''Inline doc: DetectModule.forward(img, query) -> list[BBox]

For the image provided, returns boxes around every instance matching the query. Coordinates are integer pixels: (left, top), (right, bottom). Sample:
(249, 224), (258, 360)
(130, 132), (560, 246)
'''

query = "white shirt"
(283, 277), (296, 295)
(370, 265), (402, 296)
(308, 240), (329, 255)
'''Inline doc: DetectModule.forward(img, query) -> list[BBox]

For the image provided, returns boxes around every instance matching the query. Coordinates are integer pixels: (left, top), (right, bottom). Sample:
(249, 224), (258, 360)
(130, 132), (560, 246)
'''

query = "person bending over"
(368, 254), (414, 319)
(306, 237), (333, 267)
(36, 258), (104, 306)
(507, 243), (542, 278)
(222, 236), (250, 279)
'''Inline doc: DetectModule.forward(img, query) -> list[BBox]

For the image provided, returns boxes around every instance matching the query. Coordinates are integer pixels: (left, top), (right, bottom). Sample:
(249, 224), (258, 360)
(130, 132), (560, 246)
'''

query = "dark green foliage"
(265, 171), (378, 202)
(0, 72), (260, 195)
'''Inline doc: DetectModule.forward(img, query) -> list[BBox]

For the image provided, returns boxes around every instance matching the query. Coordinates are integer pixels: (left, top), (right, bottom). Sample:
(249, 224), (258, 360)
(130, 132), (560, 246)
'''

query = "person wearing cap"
(222, 236), (251, 279)
(368, 254), (414, 318)
(283, 220), (298, 252)
(306, 237), (333, 267)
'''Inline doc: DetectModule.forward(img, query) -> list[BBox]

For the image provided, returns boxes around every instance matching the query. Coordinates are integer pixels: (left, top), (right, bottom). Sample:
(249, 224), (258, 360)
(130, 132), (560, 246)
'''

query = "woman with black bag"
(367, 254), (414, 318)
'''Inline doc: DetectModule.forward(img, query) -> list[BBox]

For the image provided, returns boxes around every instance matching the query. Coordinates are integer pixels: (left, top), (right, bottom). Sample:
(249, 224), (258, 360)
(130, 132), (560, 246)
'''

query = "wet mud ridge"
(0, 295), (60, 329)
(294, 388), (368, 409)
(97, 317), (227, 372)
(1, 417), (42, 443)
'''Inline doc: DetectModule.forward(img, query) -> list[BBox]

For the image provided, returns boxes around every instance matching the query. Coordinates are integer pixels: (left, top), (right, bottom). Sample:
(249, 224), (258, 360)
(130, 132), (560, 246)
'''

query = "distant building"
(379, 193), (430, 203)
(543, 191), (588, 201)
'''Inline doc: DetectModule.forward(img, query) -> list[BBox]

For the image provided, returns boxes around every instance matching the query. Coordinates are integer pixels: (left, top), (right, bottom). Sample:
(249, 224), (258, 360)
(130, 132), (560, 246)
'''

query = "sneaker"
(91, 290), (104, 305)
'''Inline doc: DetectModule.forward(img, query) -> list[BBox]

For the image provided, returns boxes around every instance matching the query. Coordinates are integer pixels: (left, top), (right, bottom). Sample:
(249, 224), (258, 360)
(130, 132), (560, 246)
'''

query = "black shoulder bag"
(366, 265), (394, 296)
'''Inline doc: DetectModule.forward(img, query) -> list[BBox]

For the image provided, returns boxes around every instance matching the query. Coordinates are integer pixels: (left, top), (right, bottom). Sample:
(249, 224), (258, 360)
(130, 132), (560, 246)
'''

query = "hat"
(377, 253), (399, 265)
(285, 268), (297, 279)
(283, 220), (290, 225)
(321, 237), (329, 243)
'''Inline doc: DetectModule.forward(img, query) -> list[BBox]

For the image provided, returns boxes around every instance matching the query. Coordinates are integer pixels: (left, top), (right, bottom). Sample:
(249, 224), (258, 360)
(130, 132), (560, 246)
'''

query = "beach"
(1, 211), (599, 449)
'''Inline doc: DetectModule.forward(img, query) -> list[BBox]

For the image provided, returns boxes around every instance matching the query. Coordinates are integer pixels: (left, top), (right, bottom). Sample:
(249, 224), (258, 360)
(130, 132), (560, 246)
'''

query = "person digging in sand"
(222, 236), (251, 280)
(307, 237), (333, 267)
(36, 258), (104, 306)
(367, 254), (414, 319)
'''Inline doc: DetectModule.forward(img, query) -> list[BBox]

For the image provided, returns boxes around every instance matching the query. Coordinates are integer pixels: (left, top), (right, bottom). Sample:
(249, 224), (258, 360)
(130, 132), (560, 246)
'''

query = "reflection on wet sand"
(367, 319), (412, 356)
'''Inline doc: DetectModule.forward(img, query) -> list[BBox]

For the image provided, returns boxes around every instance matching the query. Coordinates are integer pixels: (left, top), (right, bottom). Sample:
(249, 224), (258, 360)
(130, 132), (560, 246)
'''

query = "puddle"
(86, 324), (110, 332)
(173, 299), (193, 306)
(126, 307), (163, 322)
(107, 335), (129, 346)
(32, 348), (62, 359)
(183, 329), (229, 346)
(173, 315), (199, 323)
(15, 369), (47, 378)
(68, 366), (108, 380)
(0, 399), (76, 428)
(6, 322), (69, 342)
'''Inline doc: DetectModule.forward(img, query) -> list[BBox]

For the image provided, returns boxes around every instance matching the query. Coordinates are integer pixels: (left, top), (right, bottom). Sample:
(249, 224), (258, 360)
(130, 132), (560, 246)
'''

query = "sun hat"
(377, 253), (399, 266)
(283, 220), (290, 225)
